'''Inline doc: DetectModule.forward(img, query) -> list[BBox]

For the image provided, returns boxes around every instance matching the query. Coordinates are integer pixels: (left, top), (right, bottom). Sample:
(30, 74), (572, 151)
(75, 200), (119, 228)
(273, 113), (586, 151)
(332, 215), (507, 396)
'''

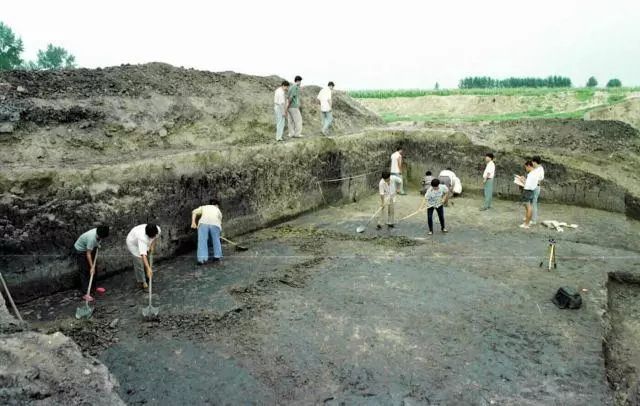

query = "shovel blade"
(142, 306), (159, 319)
(75, 304), (93, 320)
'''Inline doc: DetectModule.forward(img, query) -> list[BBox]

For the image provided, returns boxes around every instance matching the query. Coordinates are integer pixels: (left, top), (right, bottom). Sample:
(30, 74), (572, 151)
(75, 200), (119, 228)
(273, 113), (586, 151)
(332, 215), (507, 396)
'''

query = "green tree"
(35, 44), (76, 69)
(606, 78), (622, 88)
(434, 82), (440, 90)
(0, 22), (24, 70)
(586, 76), (598, 87)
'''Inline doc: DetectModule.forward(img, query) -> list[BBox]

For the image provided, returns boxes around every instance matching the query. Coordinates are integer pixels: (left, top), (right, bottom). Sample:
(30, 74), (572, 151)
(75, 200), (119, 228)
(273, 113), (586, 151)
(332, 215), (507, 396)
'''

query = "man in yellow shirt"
(191, 199), (223, 265)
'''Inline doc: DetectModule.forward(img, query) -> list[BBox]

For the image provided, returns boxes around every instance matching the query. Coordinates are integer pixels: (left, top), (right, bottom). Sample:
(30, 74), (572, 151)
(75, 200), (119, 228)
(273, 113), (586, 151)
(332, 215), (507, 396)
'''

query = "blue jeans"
(532, 186), (541, 222)
(427, 206), (445, 232)
(197, 224), (222, 263)
(321, 111), (333, 134)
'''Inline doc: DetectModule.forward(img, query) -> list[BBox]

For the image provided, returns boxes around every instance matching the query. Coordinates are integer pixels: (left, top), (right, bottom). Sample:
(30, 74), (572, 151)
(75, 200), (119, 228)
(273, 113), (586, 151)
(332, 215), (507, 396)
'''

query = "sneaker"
(530, 221), (537, 225)
(376, 225), (382, 230)
(519, 223), (530, 229)
(479, 207), (488, 211)
(398, 192), (407, 196)
(442, 228), (449, 233)
(138, 282), (149, 290)
(82, 294), (95, 302)
(197, 261), (206, 266)
(387, 224), (395, 228)
(427, 231), (433, 235)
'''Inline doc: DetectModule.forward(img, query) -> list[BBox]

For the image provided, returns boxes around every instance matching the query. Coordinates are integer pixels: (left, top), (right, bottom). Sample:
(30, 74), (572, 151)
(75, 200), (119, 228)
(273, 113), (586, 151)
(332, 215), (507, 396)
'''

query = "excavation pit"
(19, 194), (640, 405)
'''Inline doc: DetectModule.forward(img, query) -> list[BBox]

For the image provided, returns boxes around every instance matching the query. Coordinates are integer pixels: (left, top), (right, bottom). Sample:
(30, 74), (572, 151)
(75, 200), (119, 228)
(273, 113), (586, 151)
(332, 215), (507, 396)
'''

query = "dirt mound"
(0, 331), (125, 405)
(461, 119), (640, 154)
(586, 97), (640, 130)
(0, 63), (381, 168)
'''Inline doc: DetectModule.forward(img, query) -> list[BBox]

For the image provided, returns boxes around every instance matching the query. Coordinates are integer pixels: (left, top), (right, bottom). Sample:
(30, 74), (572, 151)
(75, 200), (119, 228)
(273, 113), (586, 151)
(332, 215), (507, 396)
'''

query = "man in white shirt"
(531, 156), (545, 224)
(317, 81), (334, 135)
(480, 153), (496, 210)
(126, 223), (161, 290)
(438, 168), (458, 204)
(390, 146), (406, 195)
(274, 81), (289, 141)
(191, 198), (223, 265)
(376, 171), (396, 229)
(518, 161), (538, 229)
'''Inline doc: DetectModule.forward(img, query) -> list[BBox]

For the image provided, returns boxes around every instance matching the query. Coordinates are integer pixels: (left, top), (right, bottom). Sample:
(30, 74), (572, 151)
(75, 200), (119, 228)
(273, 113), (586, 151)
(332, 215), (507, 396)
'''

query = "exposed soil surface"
(20, 194), (640, 405)
(606, 274), (640, 405)
(587, 97), (640, 130)
(0, 63), (381, 169)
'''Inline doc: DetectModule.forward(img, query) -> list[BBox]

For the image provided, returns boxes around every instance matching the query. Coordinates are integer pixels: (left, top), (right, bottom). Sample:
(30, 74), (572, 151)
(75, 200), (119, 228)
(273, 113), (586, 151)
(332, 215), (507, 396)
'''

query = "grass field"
(348, 87), (639, 99)
(380, 109), (588, 123)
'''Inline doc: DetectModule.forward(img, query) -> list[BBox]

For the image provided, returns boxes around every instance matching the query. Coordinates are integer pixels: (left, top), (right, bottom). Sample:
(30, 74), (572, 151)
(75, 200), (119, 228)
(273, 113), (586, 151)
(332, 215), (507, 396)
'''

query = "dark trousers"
(427, 206), (445, 232)
(76, 249), (95, 294)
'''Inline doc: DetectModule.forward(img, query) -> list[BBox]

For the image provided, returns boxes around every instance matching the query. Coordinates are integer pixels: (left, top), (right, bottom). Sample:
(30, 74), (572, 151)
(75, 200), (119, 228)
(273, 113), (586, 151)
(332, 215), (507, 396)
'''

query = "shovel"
(356, 206), (383, 233)
(0, 271), (23, 323)
(142, 271), (159, 320)
(75, 250), (99, 320)
(221, 236), (248, 251)
(399, 208), (423, 221)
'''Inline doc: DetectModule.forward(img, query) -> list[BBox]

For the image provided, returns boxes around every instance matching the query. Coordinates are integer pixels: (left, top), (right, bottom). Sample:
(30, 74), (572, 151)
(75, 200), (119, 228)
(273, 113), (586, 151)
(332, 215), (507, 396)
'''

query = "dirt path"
(21, 195), (640, 405)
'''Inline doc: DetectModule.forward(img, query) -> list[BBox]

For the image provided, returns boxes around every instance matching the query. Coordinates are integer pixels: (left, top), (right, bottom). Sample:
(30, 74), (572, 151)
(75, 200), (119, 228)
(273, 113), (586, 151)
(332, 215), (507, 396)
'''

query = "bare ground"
(19, 194), (640, 405)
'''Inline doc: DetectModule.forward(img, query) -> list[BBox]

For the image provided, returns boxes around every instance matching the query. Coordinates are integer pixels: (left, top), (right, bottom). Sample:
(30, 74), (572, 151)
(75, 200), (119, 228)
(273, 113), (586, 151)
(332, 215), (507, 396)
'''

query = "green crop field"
(348, 87), (639, 99)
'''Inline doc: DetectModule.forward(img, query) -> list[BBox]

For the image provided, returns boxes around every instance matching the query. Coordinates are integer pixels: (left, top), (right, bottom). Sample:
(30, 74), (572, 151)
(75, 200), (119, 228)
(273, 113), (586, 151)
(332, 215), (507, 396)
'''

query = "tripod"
(539, 238), (557, 271)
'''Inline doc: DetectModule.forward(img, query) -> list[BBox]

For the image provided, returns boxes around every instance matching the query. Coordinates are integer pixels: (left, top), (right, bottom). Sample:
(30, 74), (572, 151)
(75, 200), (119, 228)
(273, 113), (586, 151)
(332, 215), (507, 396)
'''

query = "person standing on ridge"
(274, 80), (289, 141)
(286, 75), (303, 138)
(317, 81), (335, 135)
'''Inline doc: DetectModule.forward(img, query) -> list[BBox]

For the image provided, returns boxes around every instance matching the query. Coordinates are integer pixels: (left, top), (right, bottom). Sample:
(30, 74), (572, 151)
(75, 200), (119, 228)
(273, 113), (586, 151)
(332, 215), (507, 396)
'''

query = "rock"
(158, 128), (168, 137)
(16, 85), (27, 93)
(9, 186), (24, 195)
(0, 122), (15, 133)
(0, 331), (125, 405)
(109, 318), (119, 328)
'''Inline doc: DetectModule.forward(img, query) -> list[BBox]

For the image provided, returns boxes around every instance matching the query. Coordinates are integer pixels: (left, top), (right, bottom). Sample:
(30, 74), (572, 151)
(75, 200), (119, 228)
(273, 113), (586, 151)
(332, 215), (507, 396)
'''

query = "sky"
(3, 0), (640, 89)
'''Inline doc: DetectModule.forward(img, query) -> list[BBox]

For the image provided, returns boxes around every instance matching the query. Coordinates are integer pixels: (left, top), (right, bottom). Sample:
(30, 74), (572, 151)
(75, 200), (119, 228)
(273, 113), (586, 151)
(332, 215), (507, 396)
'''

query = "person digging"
(126, 224), (161, 290)
(73, 225), (109, 302)
(191, 198), (223, 265)
(418, 178), (449, 235)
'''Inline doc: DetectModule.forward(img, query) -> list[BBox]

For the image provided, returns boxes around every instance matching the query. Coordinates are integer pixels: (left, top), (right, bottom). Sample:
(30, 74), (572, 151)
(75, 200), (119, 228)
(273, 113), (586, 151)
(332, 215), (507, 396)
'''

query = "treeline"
(458, 76), (572, 89)
(0, 21), (75, 70)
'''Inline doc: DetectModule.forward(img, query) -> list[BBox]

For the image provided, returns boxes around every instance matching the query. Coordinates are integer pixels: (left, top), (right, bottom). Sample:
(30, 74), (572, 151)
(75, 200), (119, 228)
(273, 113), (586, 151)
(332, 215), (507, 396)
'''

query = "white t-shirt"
(532, 165), (545, 185)
(439, 169), (456, 179)
(274, 87), (286, 105)
(524, 170), (539, 190)
(452, 176), (462, 194)
(379, 179), (396, 203)
(390, 151), (402, 173)
(126, 224), (161, 257)
(316, 87), (332, 112)
(483, 160), (495, 180)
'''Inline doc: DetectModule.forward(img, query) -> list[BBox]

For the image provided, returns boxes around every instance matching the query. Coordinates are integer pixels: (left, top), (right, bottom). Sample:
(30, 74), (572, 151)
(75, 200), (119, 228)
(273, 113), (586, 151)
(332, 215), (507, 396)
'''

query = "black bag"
(552, 287), (582, 309)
